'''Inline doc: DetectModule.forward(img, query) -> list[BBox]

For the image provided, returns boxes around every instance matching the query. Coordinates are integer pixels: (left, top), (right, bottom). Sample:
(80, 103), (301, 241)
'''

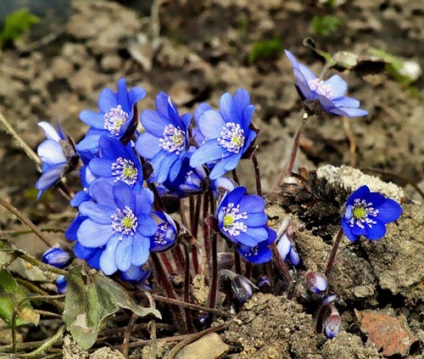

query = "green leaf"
(0, 8), (40, 48)
(0, 269), (40, 326)
(311, 15), (341, 37)
(249, 37), (283, 63)
(0, 239), (19, 270)
(63, 266), (161, 350)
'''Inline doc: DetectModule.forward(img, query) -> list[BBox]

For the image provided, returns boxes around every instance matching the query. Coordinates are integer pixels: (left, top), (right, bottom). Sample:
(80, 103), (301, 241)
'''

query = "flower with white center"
(76, 180), (157, 275)
(89, 136), (143, 190)
(341, 185), (402, 242)
(135, 92), (191, 183)
(77, 78), (146, 153)
(190, 89), (257, 180)
(216, 186), (269, 247)
(104, 105), (129, 136)
(285, 50), (368, 118)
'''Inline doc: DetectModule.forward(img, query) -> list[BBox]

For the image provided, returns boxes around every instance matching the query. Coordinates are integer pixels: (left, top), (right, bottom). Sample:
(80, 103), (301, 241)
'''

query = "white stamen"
(309, 79), (335, 99)
(104, 105), (129, 136)
(111, 157), (138, 185)
(111, 206), (138, 236)
(159, 124), (185, 154)
(348, 199), (379, 229)
(217, 122), (245, 154)
(222, 202), (248, 237)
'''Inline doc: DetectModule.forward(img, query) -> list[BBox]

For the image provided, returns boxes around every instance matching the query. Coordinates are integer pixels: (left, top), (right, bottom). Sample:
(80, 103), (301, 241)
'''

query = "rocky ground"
(0, 0), (423, 357)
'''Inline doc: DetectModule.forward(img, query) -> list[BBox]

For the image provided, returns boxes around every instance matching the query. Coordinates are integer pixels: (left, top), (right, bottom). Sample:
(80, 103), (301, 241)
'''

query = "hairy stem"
(325, 227), (344, 277)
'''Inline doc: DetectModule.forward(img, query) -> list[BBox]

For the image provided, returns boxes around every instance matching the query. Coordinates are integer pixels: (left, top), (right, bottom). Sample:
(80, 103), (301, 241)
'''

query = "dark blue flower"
(150, 211), (177, 252)
(89, 136), (143, 190)
(285, 50), (368, 118)
(236, 227), (276, 264)
(42, 246), (73, 269)
(77, 78), (146, 152)
(56, 275), (67, 294)
(276, 231), (301, 266)
(36, 121), (80, 199)
(135, 92), (191, 184)
(216, 186), (270, 247)
(76, 180), (157, 275)
(342, 185), (402, 242)
(189, 89), (257, 180)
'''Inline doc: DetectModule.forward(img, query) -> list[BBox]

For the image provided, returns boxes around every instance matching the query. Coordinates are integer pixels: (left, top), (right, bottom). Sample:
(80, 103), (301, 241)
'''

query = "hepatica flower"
(285, 50), (368, 118)
(342, 185), (402, 242)
(216, 186), (270, 247)
(76, 180), (157, 275)
(36, 121), (80, 199)
(236, 228), (276, 264)
(135, 92), (191, 183)
(88, 136), (143, 190)
(77, 78), (146, 152)
(190, 89), (257, 180)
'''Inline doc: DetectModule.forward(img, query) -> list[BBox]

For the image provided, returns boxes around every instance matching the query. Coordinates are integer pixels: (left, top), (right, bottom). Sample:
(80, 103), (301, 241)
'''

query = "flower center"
(309, 79), (335, 99)
(111, 206), (138, 236)
(217, 122), (245, 154)
(111, 157), (138, 185)
(104, 105), (129, 136)
(347, 199), (379, 229)
(222, 202), (248, 237)
(159, 124), (185, 154)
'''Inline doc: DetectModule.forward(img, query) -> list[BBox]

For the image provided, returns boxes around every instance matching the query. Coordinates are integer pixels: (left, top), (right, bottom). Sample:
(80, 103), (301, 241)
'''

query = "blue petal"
(77, 220), (112, 247)
(223, 152), (243, 171)
(89, 158), (113, 177)
(226, 186), (247, 205)
(153, 152), (178, 184)
(98, 136), (128, 159)
(137, 215), (157, 237)
(234, 88), (251, 118)
(74, 241), (99, 260)
(365, 220), (386, 240)
(341, 220), (358, 242)
(239, 194), (265, 213)
(323, 75), (347, 98)
(194, 103), (212, 123)
(116, 78), (131, 113)
(131, 233), (150, 266)
(346, 186), (370, 206)
(116, 236), (133, 272)
(219, 93), (237, 124)
(36, 164), (65, 193)
(134, 188), (154, 215)
(155, 92), (170, 117)
(237, 241), (272, 264)
(66, 215), (86, 241)
(38, 122), (61, 141)
(90, 180), (115, 207)
(113, 182), (135, 210)
(190, 140), (225, 167)
(241, 105), (255, 131)
(198, 110), (226, 139)
(135, 132), (161, 159)
(76, 129), (104, 152)
(128, 86), (147, 105)
(233, 231), (262, 246)
(336, 107), (368, 118)
(141, 109), (169, 137)
(98, 88), (117, 112)
(99, 235), (120, 275)
(38, 140), (67, 164)
(79, 201), (114, 224)
(169, 157), (183, 182)
(208, 160), (228, 180)
(332, 96), (360, 108)
(363, 192), (386, 208)
(79, 111), (105, 128)
(243, 212), (268, 227)
(375, 199), (402, 223)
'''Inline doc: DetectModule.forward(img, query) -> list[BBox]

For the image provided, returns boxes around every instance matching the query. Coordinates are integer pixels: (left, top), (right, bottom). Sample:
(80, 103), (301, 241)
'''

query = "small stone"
(174, 333), (229, 359)
(357, 309), (417, 357)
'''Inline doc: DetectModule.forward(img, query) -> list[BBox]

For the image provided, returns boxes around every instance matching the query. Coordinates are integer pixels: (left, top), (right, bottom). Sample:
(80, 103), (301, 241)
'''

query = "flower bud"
(42, 246), (73, 269)
(257, 276), (272, 293)
(322, 294), (337, 305)
(324, 304), (341, 339)
(231, 274), (255, 305)
(306, 272), (328, 294)
(56, 275), (67, 294)
(150, 212), (178, 252)
(276, 232), (300, 266)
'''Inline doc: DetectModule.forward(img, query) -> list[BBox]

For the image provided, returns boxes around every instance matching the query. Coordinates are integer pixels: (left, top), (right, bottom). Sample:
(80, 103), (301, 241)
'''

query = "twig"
(0, 111), (41, 169)
(0, 197), (55, 248)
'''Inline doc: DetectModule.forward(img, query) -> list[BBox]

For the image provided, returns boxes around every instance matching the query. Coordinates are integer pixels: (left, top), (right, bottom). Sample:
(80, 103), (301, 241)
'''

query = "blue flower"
(56, 275), (67, 294)
(76, 180), (157, 275)
(135, 92), (191, 183)
(189, 89), (257, 180)
(36, 121), (80, 199)
(276, 232), (301, 266)
(88, 136), (143, 190)
(42, 246), (73, 269)
(150, 211), (177, 252)
(77, 78), (146, 152)
(236, 227), (277, 264)
(285, 50), (368, 118)
(342, 185), (402, 242)
(216, 186), (270, 247)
